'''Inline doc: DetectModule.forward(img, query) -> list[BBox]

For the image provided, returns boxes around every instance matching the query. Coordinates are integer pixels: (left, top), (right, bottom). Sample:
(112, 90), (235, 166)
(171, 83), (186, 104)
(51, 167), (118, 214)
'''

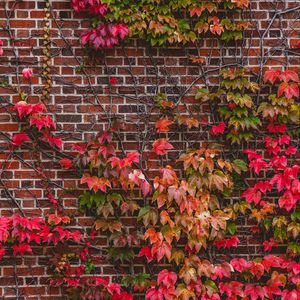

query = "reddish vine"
(0, 1), (299, 299)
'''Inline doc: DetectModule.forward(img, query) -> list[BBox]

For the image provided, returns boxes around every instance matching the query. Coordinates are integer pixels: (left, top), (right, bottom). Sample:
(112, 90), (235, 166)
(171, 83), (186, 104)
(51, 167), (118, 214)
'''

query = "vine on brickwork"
(41, 0), (52, 102)
(72, 0), (250, 48)
(0, 0), (300, 299)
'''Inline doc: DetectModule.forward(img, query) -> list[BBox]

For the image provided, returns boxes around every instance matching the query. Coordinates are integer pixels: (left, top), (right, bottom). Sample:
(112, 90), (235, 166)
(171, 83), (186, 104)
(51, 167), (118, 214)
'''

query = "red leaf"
(109, 77), (118, 85)
(111, 23), (129, 39)
(145, 287), (163, 300)
(255, 181), (272, 193)
(211, 262), (233, 280)
(242, 187), (261, 205)
(264, 136), (281, 155)
(249, 158), (268, 175)
(98, 131), (112, 144)
(244, 284), (265, 300)
(12, 243), (33, 256)
(61, 216), (71, 224)
(14, 101), (33, 118)
(157, 269), (177, 287)
(125, 152), (140, 165)
(226, 236), (240, 248)
(72, 143), (86, 154)
(0, 245), (5, 259)
(219, 281), (244, 298)
(12, 133), (30, 146)
(47, 214), (62, 225)
(270, 155), (287, 169)
(112, 292), (133, 300)
(262, 255), (284, 271)
(290, 39), (300, 48)
(140, 178), (151, 197)
(107, 283), (121, 295)
(59, 158), (73, 169)
(285, 146), (297, 155)
(80, 173), (111, 193)
(22, 68), (33, 79)
(30, 115), (56, 131)
(98, 144), (116, 158)
(263, 239), (277, 252)
(244, 148), (262, 160)
(46, 135), (63, 148)
(278, 134), (291, 145)
(279, 70), (299, 83)
(151, 241), (171, 262)
(264, 69), (281, 84)
(214, 236), (240, 250)
(251, 262), (265, 279)
(189, 6), (204, 17)
(267, 123), (286, 134)
(278, 190), (298, 212)
(282, 289), (300, 300)
(128, 169), (151, 197)
(278, 82), (299, 99)
(138, 246), (153, 262)
(231, 258), (251, 272)
(152, 138), (174, 155)
(211, 122), (226, 135)
(228, 102), (237, 109)
(210, 23), (224, 35)
(88, 3), (107, 15)
(32, 102), (47, 114)
(270, 170), (296, 192)
(69, 230), (83, 243)
(109, 156), (121, 168)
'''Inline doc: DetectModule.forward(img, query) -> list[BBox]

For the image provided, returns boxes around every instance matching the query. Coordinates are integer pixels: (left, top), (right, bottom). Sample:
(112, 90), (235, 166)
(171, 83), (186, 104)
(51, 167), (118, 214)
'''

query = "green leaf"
(291, 209), (300, 221)
(121, 275), (134, 286)
(107, 192), (123, 205)
(226, 222), (237, 235)
(274, 227), (287, 242)
(232, 159), (248, 174)
(134, 272), (150, 284)
(263, 219), (272, 231)
(79, 192), (92, 209)
(84, 259), (95, 274)
(91, 17), (100, 28)
(108, 247), (135, 263)
(178, 19), (190, 31)
(204, 279), (219, 296)
(91, 193), (106, 207)
(137, 206), (151, 220)
(288, 242), (300, 255)
(195, 88), (210, 101)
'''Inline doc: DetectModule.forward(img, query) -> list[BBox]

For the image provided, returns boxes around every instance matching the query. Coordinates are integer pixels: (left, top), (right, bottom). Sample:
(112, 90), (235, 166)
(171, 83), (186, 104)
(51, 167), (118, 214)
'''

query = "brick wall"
(0, 0), (299, 299)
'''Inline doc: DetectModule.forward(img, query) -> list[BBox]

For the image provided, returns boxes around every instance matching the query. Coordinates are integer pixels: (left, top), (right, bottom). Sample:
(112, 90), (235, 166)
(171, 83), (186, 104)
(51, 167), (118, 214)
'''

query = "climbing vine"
(0, 0), (299, 299)
(72, 0), (250, 48)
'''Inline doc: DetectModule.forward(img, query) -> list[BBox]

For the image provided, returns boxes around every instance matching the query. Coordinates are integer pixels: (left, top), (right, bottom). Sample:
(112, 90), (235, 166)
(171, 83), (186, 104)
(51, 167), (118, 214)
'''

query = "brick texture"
(0, 0), (299, 299)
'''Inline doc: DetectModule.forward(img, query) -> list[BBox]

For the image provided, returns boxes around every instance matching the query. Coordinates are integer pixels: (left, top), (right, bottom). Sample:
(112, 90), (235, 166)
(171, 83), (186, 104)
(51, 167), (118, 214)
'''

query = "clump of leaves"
(72, 0), (250, 48)
(138, 145), (248, 289)
(196, 68), (261, 144)
(258, 69), (300, 125)
(75, 131), (150, 264)
(243, 128), (300, 254)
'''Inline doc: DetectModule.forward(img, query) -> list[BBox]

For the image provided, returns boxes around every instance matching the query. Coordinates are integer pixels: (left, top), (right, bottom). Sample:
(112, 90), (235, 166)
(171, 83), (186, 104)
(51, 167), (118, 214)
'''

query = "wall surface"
(0, 0), (299, 299)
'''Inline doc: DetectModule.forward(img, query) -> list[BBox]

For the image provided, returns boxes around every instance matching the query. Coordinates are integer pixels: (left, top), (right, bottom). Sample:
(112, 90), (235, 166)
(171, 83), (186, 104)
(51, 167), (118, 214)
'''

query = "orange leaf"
(155, 117), (173, 133)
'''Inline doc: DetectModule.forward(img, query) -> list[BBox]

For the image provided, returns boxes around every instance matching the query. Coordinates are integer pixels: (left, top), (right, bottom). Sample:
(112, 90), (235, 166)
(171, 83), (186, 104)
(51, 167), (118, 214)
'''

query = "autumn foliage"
(0, 0), (300, 299)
